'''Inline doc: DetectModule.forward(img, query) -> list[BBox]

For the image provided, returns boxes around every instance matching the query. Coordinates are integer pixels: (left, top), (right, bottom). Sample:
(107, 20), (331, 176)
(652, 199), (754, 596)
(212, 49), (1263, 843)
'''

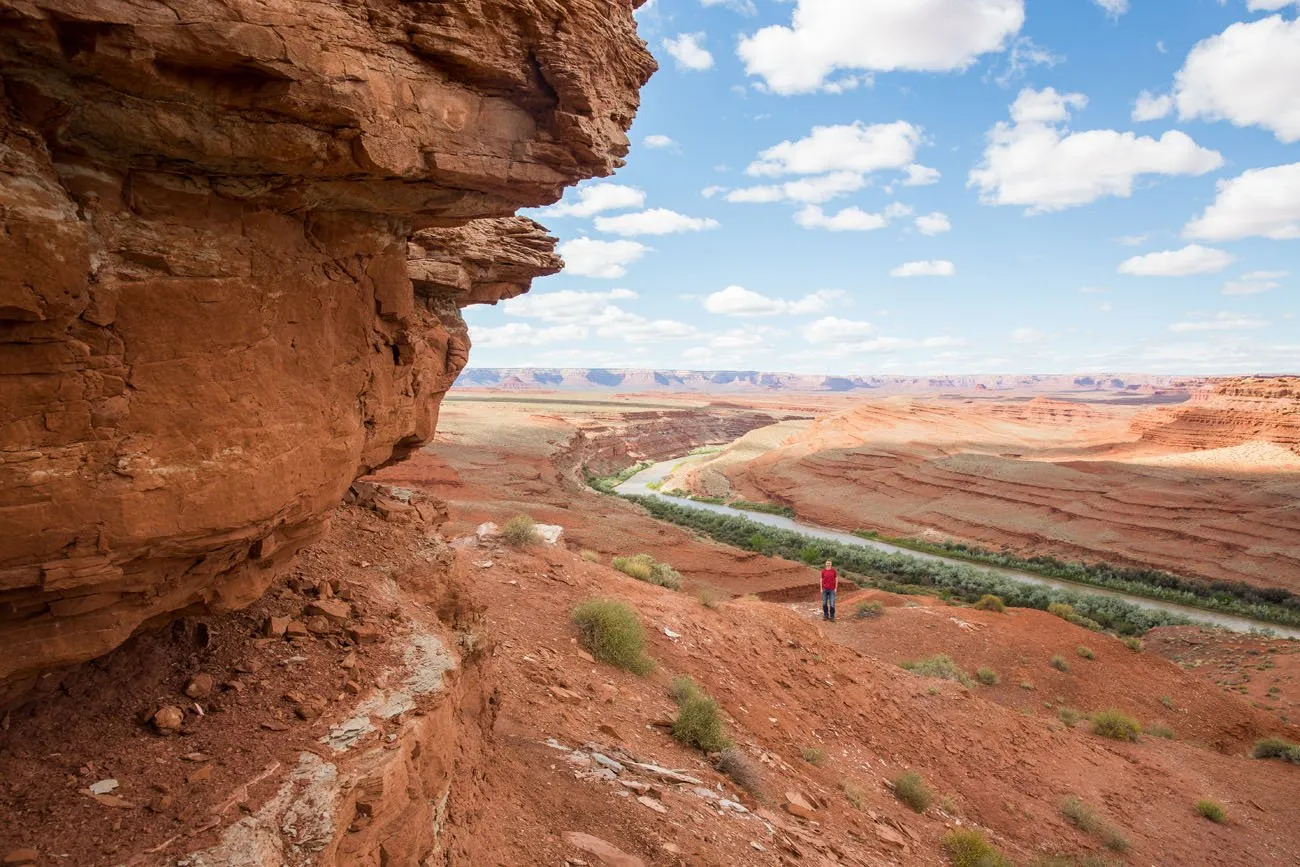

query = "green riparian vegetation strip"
(620, 494), (1194, 636)
(851, 530), (1300, 629)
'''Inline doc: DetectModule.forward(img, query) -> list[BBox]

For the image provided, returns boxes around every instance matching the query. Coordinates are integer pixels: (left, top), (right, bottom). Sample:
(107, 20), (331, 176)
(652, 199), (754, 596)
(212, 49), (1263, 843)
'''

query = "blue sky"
(464, 0), (1299, 375)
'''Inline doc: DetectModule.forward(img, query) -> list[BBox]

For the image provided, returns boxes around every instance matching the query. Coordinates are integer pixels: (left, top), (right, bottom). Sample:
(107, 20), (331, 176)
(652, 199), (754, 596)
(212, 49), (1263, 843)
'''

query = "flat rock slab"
(564, 832), (646, 867)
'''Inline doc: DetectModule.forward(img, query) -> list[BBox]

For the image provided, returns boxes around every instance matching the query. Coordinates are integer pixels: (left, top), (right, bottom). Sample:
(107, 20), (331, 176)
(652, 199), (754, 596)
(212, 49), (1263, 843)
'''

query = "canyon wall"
(0, 0), (654, 700)
(1133, 377), (1300, 452)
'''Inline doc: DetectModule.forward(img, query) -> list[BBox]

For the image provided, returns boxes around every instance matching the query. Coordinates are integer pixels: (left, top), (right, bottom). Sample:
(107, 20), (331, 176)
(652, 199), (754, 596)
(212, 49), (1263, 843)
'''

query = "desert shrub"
(801, 746), (827, 766)
(1196, 799), (1227, 823)
(1122, 637), (1144, 652)
(1159, 695), (1175, 709)
(1252, 736), (1300, 763)
(973, 594), (1006, 612)
(942, 830), (1011, 867)
(579, 549), (601, 563)
(1061, 797), (1129, 852)
(501, 514), (540, 548)
(612, 553), (682, 590)
(892, 771), (933, 813)
(1058, 707), (1082, 727)
(672, 690), (731, 753)
(1019, 680), (1036, 691)
(715, 748), (763, 797)
(669, 675), (701, 705)
(977, 667), (1000, 686)
(1148, 724), (1174, 739)
(1090, 709), (1141, 742)
(1030, 856), (1121, 867)
(571, 599), (652, 675)
(696, 586), (724, 609)
(840, 780), (866, 810)
(1050, 655), (1071, 672)
(901, 654), (974, 687)
(1077, 646), (1095, 660)
(1048, 602), (1076, 620)
(855, 600), (885, 619)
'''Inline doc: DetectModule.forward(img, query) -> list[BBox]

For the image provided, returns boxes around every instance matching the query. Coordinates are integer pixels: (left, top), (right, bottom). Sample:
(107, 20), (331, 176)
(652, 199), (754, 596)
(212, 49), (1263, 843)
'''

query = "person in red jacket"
(820, 560), (838, 622)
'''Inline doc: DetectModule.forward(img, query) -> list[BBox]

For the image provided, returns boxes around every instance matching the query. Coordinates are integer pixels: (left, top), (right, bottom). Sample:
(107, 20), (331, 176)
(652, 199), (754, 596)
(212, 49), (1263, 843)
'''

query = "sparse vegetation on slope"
(501, 514), (541, 548)
(612, 553), (682, 590)
(670, 678), (731, 753)
(1196, 799), (1227, 823)
(1061, 796), (1130, 852)
(973, 594), (1006, 612)
(977, 667), (1000, 686)
(622, 495), (1195, 635)
(571, 599), (653, 675)
(942, 829), (1011, 867)
(1252, 736), (1300, 764)
(715, 748), (763, 797)
(855, 600), (885, 619)
(902, 654), (975, 687)
(585, 460), (654, 494)
(893, 770), (933, 813)
(1090, 709), (1141, 742)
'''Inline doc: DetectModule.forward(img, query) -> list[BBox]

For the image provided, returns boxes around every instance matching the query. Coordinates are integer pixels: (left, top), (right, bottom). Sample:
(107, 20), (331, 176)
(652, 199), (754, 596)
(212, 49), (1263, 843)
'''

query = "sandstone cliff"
(1132, 377), (1300, 452)
(0, 0), (654, 700)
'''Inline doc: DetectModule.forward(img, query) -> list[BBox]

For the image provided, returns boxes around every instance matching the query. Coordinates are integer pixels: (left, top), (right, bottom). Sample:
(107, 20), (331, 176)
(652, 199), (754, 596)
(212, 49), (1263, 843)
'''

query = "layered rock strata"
(1132, 377), (1300, 452)
(0, 0), (654, 698)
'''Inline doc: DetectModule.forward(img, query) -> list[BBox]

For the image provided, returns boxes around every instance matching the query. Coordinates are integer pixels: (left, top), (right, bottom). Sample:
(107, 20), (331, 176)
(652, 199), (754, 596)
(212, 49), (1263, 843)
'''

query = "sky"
(463, 0), (1300, 376)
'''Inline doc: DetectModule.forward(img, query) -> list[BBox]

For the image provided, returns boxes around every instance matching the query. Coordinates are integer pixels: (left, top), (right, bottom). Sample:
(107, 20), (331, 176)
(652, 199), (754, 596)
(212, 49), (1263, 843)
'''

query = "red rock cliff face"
(1132, 377), (1300, 452)
(0, 0), (654, 698)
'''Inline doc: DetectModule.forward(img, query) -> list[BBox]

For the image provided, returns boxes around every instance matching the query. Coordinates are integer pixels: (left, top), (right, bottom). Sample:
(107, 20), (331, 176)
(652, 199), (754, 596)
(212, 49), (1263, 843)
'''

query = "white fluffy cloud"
(1173, 15), (1300, 142)
(471, 322), (588, 348)
(1223, 270), (1288, 296)
(737, 0), (1025, 95)
(748, 121), (923, 177)
(643, 134), (677, 149)
(701, 0), (757, 13)
(902, 164), (941, 186)
(541, 183), (645, 218)
(915, 212), (952, 235)
(1131, 90), (1173, 122)
(504, 288), (638, 324)
(1093, 0), (1129, 16)
(969, 88), (1223, 212)
(704, 286), (847, 317)
(1118, 245), (1235, 277)
(557, 238), (649, 279)
(891, 260), (956, 277)
(1169, 312), (1270, 333)
(800, 317), (966, 354)
(726, 170), (868, 205)
(794, 205), (888, 231)
(1184, 163), (1300, 241)
(664, 33), (714, 71)
(1009, 327), (1046, 344)
(594, 209), (721, 237)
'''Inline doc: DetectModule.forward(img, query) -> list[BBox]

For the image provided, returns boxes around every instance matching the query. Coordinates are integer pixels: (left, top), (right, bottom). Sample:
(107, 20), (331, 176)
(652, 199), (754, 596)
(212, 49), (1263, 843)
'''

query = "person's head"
(824, 560), (833, 569)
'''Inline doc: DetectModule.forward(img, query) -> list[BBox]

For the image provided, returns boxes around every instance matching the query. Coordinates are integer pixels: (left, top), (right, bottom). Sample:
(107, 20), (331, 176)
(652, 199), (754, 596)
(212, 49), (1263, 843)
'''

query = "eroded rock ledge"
(0, 0), (654, 701)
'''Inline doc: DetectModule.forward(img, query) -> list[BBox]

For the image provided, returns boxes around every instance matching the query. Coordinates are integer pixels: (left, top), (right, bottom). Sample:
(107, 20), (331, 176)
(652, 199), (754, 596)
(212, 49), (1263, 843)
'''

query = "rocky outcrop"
(0, 0), (654, 699)
(1133, 377), (1300, 452)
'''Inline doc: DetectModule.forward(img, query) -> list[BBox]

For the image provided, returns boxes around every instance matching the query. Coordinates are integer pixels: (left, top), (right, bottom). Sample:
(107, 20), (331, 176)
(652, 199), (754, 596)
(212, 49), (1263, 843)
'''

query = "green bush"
(1090, 709), (1141, 742)
(973, 594), (1006, 612)
(976, 667), (1000, 686)
(571, 600), (652, 675)
(901, 654), (974, 687)
(892, 771), (933, 813)
(1122, 637), (1144, 653)
(669, 675), (701, 705)
(672, 692), (731, 753)
(1252, 736), (1300, 763)
(612, 553), (682, 590)
(1048, 602), (1076, 620)
(855, 600), (885, 619)
(501, 514), (540, 548)
(942, 830), (1011, 867)
(1148, 724), (1174, 739)
(715, 748), (762, 796)
(801, 746), (827, 766)
(1196, 799), (1227, 823)
(1061, 797), (1129, 852)
(1058, 707), (1082, 727)
(1077, 646), (1095, 660)
(1050, 655), (1071, 672)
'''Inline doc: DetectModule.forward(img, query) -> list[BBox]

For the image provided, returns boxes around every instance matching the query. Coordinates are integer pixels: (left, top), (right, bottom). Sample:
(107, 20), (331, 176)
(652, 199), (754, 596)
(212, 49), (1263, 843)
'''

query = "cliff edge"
(0, 0), (654, 700)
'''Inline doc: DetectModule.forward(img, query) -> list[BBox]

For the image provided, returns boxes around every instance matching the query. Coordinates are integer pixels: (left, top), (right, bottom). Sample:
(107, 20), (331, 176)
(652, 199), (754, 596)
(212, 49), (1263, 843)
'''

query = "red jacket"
(820, 568), (838, 590)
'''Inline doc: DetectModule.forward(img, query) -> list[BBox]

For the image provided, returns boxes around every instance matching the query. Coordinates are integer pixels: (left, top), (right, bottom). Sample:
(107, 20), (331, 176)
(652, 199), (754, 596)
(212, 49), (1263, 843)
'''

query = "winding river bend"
(616, 456), (1300, 640)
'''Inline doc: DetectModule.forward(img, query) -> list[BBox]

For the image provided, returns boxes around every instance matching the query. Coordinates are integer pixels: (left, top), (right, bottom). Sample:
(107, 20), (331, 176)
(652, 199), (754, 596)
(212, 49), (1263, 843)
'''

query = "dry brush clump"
(901, 654), (975, 687)
(943, 830), (1011, 867)
(855, 600), (885, 619)
(1060, 796), (1130, 852)
(973, 594), (1006, 612)
(1090, 709), (1141, 742)
(612, 553), (683, 590)
(571, 599), (653, 675)
(1196, 799), (1227, 823)
(669, 676), (730, 753)
(715, 748), (763, 797)
(976, 666), (1000, 686)
(892, 770), (933, 813)
(501, 514), (541, 547)
(1252, 736), (1300, 764)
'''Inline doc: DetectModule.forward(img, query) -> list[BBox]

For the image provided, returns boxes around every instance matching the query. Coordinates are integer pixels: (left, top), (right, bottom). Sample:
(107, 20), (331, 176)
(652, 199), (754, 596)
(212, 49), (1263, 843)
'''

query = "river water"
(616, 456), (1300, 639)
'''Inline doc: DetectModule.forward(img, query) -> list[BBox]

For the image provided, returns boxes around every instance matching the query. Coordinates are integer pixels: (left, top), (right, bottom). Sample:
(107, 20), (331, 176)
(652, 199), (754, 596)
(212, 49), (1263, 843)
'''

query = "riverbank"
(614, 456), (1300, 639)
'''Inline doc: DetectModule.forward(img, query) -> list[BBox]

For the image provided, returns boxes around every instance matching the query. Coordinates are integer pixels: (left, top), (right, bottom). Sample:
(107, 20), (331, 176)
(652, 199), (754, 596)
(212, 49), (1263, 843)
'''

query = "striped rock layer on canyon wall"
(0, 0), (654, 699)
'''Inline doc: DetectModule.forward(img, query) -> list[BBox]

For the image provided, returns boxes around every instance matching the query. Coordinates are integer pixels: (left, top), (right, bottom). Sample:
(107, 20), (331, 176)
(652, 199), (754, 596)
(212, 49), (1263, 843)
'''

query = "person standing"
(820, 560), (838, 622)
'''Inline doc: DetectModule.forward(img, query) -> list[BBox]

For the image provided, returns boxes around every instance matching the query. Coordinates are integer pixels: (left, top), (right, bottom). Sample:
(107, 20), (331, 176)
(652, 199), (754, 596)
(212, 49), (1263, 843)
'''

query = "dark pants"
(822, 589), (836, 621)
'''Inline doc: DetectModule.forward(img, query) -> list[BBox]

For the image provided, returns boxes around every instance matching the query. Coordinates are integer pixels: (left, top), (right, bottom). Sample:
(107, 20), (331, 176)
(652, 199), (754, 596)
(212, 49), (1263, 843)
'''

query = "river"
(615, 455), (1300, 639)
